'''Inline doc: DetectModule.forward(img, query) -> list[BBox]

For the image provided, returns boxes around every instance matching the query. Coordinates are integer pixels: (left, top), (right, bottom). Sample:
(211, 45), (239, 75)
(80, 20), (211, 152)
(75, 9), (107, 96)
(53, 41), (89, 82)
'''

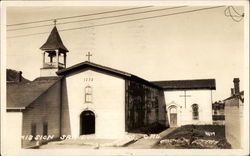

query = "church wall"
(40, 68), (58, 77)
(164, 90), (213, 127)
(125, 79), (167, 132)
(61, 69), (125, 139)
(5, 112), (23, 153)
(22, 81), (61, 148)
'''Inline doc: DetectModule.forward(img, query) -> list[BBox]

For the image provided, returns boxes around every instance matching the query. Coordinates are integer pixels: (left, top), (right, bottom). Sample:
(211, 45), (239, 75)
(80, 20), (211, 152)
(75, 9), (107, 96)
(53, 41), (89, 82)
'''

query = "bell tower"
(40, 26), (69, 77)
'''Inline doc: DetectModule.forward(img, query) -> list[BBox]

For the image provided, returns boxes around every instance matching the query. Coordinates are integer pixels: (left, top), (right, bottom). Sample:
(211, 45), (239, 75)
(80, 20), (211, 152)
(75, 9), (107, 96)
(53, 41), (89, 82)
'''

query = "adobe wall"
(125, 79), (167, 132)
(22, 81), (61, 148)
(61, 69), (125, 139)
(164, 90), (213, 127)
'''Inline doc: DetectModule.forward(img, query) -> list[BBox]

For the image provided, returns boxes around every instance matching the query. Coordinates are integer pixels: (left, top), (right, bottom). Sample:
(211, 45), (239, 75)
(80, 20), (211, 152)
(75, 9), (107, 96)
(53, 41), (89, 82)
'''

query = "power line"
(230, 6), (244, 16)
(7, 6), (224, 39)
(7, 6), (153, 27)
(7, 6), (187, 31)
(224, 6), (244, 22)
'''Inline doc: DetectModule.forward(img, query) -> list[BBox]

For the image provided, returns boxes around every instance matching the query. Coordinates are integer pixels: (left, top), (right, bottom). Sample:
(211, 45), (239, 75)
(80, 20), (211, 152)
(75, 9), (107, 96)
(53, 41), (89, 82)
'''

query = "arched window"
(85, 86), (92, 103)
(192, 104), (199, 120)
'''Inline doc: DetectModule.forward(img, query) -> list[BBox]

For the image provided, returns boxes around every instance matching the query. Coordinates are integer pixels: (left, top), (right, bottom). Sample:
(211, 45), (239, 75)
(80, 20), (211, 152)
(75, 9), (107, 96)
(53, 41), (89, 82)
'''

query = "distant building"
(212, 101), (225, 125)
(6, 69), (30, 83)
(224, 78), (244, 149)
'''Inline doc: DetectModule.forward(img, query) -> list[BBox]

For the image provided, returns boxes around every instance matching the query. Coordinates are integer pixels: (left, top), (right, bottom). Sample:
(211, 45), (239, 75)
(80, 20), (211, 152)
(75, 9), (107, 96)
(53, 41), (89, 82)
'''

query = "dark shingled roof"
(7, 77), (61, 111)
(57, 61), (161, 89)
(40, 26), (69, 52)
(151, 79), (216, 90)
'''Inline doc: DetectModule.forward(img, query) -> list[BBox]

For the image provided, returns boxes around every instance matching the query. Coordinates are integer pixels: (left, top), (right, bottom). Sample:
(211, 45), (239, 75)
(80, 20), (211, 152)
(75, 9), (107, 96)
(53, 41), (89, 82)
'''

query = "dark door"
(170, 113), (177, 127)
(80, 111), (95, 135)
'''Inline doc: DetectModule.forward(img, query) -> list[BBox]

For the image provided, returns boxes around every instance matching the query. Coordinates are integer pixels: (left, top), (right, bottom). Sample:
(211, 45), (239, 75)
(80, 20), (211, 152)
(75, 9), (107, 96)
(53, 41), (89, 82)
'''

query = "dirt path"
(127, 128), (176, 149)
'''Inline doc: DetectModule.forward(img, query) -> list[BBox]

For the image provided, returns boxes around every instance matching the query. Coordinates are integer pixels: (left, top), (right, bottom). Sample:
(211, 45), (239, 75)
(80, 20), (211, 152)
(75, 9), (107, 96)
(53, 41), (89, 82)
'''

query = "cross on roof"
(86, 52), (92, 62)
(54, 19), (57, 26)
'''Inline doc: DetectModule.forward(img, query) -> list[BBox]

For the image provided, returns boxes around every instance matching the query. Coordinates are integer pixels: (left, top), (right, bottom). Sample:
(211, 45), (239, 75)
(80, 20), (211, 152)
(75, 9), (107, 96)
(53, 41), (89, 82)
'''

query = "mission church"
(6, 26), (216, 148)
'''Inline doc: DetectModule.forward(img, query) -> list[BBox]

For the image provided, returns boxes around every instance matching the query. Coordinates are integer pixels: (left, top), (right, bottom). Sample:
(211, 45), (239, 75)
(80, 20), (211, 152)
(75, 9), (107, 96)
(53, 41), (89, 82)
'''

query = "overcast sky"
(6, 5), (245, 101)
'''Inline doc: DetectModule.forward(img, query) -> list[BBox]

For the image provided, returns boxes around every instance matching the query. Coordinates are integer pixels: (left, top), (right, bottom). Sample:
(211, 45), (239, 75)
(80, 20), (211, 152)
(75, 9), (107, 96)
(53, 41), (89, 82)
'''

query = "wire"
(230, 6), (244, 16)
(224, 6), (244, 22)
(7, 6), (187, 31)
(7, 6), (224, 39)
(7, 6), (153, 27)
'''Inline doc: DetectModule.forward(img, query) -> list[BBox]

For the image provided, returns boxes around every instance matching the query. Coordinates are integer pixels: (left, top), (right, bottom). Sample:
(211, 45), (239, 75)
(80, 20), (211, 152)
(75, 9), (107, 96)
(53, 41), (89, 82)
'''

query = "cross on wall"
(179, 91), (191, 108)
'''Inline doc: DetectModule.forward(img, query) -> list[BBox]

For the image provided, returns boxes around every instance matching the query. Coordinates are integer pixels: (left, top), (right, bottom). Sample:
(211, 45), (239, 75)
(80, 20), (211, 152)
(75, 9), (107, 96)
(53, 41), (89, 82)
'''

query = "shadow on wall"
(160, 90), (169, 128)
(61, 78), (71, 137)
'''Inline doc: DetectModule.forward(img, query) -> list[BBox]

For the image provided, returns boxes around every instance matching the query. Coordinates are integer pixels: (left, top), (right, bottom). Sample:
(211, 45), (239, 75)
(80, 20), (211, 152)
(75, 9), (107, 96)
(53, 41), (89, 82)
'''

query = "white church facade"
(6, 26), (215, 149)
(152, 81), (215, 127)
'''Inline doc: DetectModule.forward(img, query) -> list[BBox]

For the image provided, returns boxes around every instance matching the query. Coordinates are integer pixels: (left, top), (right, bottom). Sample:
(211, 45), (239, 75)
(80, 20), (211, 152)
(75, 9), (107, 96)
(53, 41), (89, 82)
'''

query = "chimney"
(233, 78), (240, 95)
(231, 88), (235, 96)
(19, 71), (22, 82)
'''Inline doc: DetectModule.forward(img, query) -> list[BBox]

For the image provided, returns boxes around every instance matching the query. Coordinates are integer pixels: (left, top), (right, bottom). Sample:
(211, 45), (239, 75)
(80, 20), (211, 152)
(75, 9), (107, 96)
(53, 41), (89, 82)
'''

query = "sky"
(6, 5), (245, 101)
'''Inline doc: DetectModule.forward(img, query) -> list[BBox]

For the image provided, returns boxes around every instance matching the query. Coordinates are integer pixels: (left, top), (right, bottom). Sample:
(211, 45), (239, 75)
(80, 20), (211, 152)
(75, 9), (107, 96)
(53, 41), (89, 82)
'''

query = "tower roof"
(40, 26), (69, 53)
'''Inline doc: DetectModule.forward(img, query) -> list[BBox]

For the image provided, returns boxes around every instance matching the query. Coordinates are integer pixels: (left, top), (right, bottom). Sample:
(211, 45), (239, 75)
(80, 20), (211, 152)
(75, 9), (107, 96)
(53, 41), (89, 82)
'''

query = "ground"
(37, 125), (230, 149)
(154, 125), (231, 149)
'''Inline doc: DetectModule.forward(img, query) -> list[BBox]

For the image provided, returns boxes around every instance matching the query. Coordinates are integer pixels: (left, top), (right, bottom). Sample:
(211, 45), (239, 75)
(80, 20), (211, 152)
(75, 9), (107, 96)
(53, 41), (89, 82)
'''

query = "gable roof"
(7, 76), (61, 111)
(40, 26), (69, 53)
(57, 61), (161, 89)
(57, 61), (131, 77)
(151, 79), (216, 90)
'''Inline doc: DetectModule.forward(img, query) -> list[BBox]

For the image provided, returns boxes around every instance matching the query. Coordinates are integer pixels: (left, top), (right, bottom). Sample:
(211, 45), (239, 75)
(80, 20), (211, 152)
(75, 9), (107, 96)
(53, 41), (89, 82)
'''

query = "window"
(43, 122), (48, 136)
(85, 86), (92, 103)
(31, 123), (36, 140)
(192, 104), (199, 120)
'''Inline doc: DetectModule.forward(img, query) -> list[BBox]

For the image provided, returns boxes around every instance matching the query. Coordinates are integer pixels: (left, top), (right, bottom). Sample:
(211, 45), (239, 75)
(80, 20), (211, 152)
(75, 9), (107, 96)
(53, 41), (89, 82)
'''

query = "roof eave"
(40, 47), (69, 53)
(162, 87), (216, 91)
(7, 107), (26, 112)
(56, 62), (131, 77)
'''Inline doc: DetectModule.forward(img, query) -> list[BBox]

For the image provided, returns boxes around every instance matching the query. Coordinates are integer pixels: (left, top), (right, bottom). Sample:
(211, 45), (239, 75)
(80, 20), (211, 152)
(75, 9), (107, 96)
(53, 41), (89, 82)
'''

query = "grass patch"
(163, 124), (225, 141)
(155, 124), (230, 149)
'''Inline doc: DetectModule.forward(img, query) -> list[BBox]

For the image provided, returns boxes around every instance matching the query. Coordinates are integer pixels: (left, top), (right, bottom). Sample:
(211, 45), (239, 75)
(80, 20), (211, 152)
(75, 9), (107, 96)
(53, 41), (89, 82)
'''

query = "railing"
(44, 62), (65, 68)
(58, 62), (65, 68)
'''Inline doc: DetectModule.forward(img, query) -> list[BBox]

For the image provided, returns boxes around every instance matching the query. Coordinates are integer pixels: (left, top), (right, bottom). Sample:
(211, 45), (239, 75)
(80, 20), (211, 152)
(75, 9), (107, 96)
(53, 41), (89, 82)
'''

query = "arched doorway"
(80, 110), (95, 135)
(169, 106), (178, 127)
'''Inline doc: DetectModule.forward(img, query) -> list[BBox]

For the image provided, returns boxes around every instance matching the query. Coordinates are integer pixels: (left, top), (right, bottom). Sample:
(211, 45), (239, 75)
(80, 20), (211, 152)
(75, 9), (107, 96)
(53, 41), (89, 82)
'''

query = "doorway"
(169, 106), (177, 127)
(80, 110), (95, 135)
